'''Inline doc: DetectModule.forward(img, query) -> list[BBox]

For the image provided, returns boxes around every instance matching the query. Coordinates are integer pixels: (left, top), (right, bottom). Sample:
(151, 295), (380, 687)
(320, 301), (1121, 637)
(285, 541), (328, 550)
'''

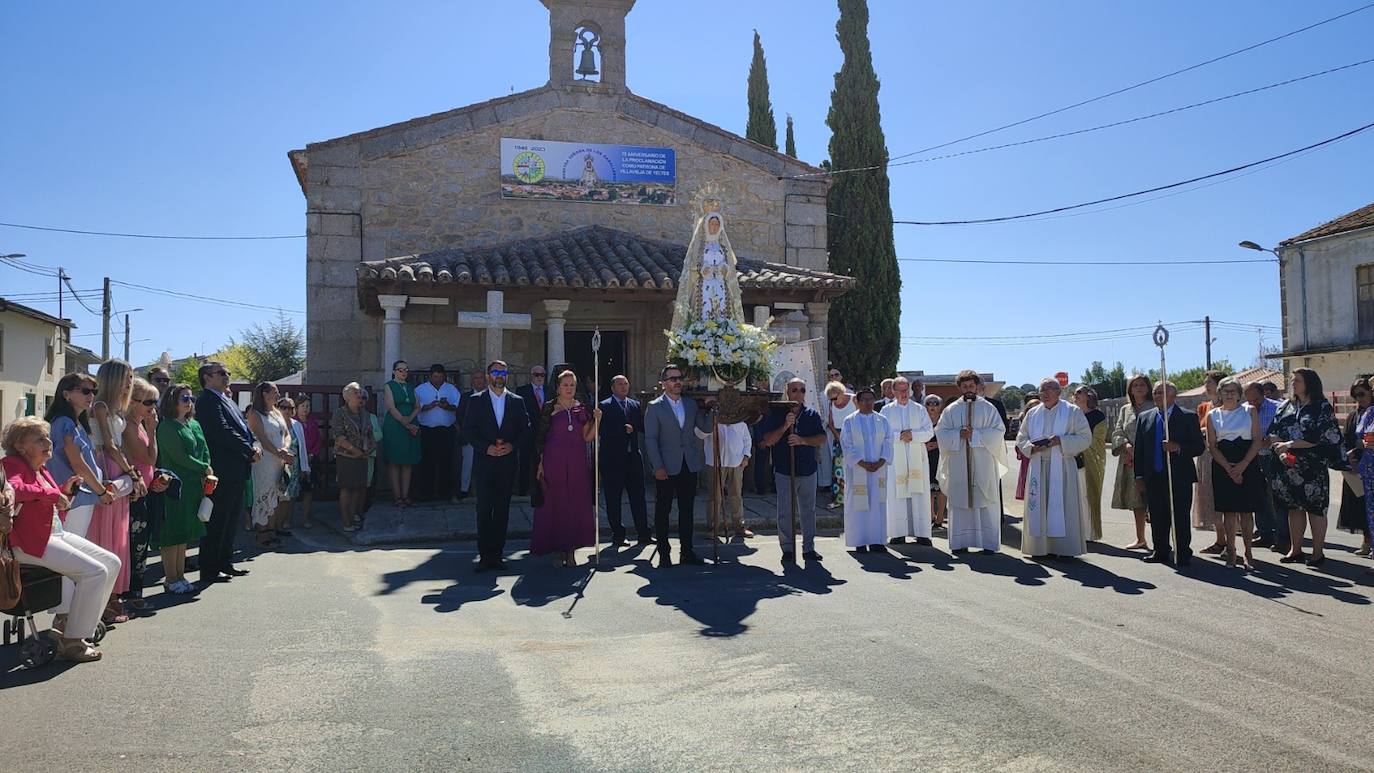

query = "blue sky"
(2, 1), (1371, 386)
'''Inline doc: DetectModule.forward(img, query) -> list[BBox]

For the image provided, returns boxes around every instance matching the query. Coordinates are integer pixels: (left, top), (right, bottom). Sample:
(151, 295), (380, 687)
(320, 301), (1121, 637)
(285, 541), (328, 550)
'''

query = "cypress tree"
(745, 30), (778, 150)
(784, 113), (797, 157)
(825, 0), (900, 386)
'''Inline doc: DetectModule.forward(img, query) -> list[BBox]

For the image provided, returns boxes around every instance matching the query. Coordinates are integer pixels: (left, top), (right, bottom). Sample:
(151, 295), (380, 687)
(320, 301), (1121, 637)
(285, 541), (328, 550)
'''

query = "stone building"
(0, 298), (70, 425)
(1276, 200), (1374, 390)
(290, 0), (853, 392)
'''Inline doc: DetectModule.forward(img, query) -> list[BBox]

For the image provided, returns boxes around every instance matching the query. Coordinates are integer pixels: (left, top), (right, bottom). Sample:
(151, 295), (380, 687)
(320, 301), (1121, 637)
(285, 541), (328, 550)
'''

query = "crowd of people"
(3, 353), (1370, 664)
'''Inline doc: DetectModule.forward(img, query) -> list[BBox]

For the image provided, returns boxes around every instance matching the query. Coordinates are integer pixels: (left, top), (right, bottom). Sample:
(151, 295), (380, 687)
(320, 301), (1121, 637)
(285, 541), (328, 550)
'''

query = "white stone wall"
(1279, 228), (1374, 351)
(0, 311), (63, 425)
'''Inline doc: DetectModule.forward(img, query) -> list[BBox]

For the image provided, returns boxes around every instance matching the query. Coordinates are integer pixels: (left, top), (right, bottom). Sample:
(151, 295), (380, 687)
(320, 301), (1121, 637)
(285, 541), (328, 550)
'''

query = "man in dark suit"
(599, 374), (651, 546)
(194, 361), (258, 586)
(643, 364), (710, 566)
(1134, 380), (1205, 566)
(462, 359), (531, 571)
(513, 365), (547, 496)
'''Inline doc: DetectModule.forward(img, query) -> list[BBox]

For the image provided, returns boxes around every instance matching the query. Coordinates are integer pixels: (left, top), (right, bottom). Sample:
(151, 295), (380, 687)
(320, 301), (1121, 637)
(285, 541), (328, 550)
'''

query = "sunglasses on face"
(76, 387), (98, 396)
(179, 394), (194, 403)
(153, 377), (170, 384)
(139, 399), (158, 407)
(212, 370), (229, 377)
(395, 367), (409, 373)
(489, 370), (508, 377)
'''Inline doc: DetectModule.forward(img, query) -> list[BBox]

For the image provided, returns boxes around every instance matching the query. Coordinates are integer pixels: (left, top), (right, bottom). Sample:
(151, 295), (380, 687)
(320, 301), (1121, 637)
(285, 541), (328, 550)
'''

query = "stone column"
(806, 301), (831, 368)
(543, 299), (571, 367)
(377, 294), (409, 377)
(752, 305), (771, 328)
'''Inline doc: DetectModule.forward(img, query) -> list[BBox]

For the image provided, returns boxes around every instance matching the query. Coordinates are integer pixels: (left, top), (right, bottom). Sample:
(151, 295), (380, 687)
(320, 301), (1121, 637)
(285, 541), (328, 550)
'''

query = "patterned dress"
(1352, 406), (1374, 536)
(1193, 401), (1223, 529)
(829, 397), (858, 501)
(1110, 400), (1153, 511)
(1267, 399), (1343, 515)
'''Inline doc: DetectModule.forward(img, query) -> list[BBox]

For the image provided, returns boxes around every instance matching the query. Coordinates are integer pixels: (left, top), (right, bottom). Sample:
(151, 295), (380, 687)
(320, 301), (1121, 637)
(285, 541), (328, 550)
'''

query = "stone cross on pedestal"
(457, 290), (531, 363)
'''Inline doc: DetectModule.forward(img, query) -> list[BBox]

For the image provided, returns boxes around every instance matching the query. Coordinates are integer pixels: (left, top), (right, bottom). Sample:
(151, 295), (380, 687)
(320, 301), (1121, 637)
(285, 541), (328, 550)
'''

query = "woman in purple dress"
(532, 370), (601, 567)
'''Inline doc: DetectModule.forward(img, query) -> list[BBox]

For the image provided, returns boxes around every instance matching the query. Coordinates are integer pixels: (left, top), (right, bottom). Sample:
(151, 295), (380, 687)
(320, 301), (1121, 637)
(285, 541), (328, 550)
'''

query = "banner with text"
(500, 138), (676, 206)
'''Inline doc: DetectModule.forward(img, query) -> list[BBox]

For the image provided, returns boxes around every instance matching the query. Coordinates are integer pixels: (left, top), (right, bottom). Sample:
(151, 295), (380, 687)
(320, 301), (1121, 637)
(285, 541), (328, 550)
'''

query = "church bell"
(576, 46), (599, 79)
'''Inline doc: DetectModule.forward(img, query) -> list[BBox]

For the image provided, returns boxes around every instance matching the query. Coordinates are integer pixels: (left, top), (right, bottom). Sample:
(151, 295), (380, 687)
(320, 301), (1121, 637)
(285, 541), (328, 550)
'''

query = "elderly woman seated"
(1, 416), (121, 662)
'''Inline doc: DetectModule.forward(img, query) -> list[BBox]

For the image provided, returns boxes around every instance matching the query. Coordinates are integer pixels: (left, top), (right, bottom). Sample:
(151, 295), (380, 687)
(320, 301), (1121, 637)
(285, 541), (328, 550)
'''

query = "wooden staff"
(712, 408), (723, 563)
(963, 394), (976, 507)
(592, 328), (602, 567)
(789, 403), (799, 558)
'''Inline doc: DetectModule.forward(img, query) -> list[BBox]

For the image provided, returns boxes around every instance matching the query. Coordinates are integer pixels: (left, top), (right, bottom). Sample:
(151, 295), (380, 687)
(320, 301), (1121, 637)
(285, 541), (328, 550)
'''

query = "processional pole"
(712, 406), (723, 563)
(1153, 322), (1177, 555)
(592, 327), (602, 567)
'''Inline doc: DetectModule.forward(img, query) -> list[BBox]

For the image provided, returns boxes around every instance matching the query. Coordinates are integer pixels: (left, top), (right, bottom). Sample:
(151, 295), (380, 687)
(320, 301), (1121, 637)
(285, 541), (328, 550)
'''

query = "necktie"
(1154, 409), (1165, 473)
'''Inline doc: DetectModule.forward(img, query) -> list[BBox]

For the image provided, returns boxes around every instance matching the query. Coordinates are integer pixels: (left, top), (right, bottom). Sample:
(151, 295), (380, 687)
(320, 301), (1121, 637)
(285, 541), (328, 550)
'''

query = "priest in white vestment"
(936, 370), (1008, 553)
(841, 388), (893, 551)
(1015, 378), (1093, 558)
(880, 376), (935, 545)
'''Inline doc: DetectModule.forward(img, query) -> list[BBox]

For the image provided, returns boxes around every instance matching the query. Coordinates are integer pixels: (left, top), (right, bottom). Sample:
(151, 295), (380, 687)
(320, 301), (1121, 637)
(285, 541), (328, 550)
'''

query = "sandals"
(102, 599), (130, 625)
(57, 638), (103, 663)
(255, 529), (282, 548)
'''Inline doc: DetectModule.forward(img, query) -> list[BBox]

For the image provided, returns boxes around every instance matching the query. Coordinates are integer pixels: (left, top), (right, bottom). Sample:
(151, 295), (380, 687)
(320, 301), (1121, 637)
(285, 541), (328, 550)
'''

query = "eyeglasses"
(139, 399), (159, 407)
(489, 369), (508, 377)
(395, 367), (409, 373)
(212, 370), (229, 377)
(179, 394), (194, 403)
(77, 387), (98, 396)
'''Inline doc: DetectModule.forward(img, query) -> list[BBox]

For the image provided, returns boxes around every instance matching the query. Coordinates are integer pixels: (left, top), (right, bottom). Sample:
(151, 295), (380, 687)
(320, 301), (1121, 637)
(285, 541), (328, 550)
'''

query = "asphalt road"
(3, 449), (1371, 772)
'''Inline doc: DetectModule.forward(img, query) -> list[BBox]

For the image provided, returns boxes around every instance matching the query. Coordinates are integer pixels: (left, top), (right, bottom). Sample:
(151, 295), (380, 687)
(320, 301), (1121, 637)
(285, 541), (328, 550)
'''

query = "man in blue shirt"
(1245, 381), (1288, 552)
(759, 378), (828, 564)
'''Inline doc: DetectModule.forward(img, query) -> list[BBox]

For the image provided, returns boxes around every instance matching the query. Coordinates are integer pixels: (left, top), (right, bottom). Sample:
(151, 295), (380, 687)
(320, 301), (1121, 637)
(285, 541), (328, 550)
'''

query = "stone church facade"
(290, 0), (852, 391)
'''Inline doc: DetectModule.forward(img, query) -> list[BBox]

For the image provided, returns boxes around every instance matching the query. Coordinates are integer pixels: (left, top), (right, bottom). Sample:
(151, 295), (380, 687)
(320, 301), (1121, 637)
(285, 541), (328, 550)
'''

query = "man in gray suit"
(644, 363), (710, 566)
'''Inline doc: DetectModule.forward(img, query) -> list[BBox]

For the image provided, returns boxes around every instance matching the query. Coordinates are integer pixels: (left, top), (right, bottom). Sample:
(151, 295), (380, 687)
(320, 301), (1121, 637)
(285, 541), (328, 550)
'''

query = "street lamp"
(0, 253), (27, 259)
(1238, 240), (1279, 257)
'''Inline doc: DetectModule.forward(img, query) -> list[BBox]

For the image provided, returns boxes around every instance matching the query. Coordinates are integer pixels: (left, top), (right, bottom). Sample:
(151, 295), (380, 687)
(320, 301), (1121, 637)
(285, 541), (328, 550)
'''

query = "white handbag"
(197, 497), (214, 523)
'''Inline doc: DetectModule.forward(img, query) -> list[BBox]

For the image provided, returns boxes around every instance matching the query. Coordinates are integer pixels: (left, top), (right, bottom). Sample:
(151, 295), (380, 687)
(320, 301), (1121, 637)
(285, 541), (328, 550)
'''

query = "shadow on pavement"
(630, 547), (845, 637)
(1184, 553), (1371, 607)
(963, 551), (1051, 586)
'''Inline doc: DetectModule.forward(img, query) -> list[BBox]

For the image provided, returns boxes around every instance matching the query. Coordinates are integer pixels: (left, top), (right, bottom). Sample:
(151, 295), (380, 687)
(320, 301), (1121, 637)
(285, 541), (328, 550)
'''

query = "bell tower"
(541, 0), (635, 91)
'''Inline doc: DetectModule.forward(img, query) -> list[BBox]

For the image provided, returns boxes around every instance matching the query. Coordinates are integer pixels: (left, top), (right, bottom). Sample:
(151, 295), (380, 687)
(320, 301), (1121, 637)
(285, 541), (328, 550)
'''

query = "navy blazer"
(461, 389), (531, 468)
(1133, 404), (1205, 484)
(598, 395), (644, 464)
(194, 389), (256, 482)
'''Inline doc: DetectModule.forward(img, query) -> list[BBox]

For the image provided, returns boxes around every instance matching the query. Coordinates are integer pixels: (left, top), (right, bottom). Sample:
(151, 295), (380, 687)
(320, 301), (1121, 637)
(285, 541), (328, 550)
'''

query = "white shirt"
(695, 421), (752, 467)
(489, 388), (508, 427)
(666, 395), (685, 428)
(1210, 404), (1252, 441)
(415, 381), (461, 428)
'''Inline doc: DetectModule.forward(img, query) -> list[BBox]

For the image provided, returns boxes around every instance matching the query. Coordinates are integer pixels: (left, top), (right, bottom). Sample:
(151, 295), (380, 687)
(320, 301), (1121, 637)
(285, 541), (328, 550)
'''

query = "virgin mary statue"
(670, 206), (747, 331)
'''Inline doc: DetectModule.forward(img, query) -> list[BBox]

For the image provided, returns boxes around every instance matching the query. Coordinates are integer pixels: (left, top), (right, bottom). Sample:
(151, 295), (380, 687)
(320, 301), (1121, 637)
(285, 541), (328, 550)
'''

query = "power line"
(887, 120), (1374, 225)
(109, 279), (304, 314)
(886, 57), (1374, 168)
(903, 327), (1206, 347)
(888, 3), (1374, 161)
(897, 256), (1274, 266)
(62, 275), (102, 316)
(0, 221), (304, 241)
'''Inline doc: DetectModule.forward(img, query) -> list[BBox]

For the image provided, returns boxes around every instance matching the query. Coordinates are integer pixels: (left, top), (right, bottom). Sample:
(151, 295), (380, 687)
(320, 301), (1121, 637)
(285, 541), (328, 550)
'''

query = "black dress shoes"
(1142, 552), (1170, 564)
(680, 552), (705, 566)
(637, 536), (656, 546)
(655, 552), (674, 568)
(612, 537), (630, 548)
(224, 567), (249, 577)
(854, 545), (869, 553)
(889, 537), (906, 545)
(951, 548), (969, 555)
(802, 550), (823, 562)
(781, 552), (797, 565)
(915, 537), (933, 546)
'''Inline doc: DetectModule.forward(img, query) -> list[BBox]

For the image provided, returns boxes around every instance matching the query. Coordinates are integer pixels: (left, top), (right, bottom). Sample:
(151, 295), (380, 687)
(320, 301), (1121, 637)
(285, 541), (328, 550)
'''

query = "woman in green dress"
(1074, 386), (1109, 541)
(381, 360), (421, 506)
(154, 384), (209, 594)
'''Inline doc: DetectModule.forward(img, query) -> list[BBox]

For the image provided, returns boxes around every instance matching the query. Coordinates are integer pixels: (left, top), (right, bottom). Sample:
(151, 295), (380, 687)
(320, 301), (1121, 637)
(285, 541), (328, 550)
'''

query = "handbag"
(196, 497), (214, 523)
(0, 536), (21, 610)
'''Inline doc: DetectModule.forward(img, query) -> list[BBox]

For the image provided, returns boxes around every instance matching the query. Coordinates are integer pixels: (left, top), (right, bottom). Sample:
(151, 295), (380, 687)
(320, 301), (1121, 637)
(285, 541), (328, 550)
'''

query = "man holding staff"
(936, 370), (1007, 554)
(759, 378), (827, 565)
(1133, 381), (1204, 567)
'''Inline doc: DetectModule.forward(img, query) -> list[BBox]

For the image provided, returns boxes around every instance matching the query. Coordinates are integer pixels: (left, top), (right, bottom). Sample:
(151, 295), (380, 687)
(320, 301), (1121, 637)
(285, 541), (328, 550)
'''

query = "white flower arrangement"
(666, 316), (778, 384)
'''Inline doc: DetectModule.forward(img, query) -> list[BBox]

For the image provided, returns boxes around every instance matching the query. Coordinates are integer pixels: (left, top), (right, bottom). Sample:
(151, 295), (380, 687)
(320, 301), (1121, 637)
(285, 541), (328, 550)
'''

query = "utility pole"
(57, 267), (65, 320)
(1204, 315), (1212, 369)
(123, 314), (131, 361)
(101, 276), (111, 360)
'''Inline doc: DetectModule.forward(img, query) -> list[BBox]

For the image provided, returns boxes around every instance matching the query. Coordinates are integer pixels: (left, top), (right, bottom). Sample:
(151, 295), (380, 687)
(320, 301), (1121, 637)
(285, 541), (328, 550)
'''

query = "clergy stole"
(1024, 401), (1071, 538)
(888, 402), (924, 499)
(847, 413), (883, 513)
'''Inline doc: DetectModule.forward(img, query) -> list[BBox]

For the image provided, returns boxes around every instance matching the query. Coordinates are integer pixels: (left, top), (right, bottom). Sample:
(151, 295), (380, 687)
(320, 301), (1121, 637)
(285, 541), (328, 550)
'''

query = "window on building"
(1360, 264), (1374, 343)
(24, 393), (36, 417)
(46, 339), (55, 375)
(0, 322), (5, 370)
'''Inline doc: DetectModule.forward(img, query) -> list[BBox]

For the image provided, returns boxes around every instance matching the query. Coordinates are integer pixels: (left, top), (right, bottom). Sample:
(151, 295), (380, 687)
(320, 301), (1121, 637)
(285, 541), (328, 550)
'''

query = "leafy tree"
(1079, 360), (1127, 399)
(825, 0), (901, 386)
(999, 386), (1026, 413)
(784, 113), (797, 157)
(745, 30), (778, 150)
(1144, 358), (1234, 393)
(234, 314), (305, 383)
